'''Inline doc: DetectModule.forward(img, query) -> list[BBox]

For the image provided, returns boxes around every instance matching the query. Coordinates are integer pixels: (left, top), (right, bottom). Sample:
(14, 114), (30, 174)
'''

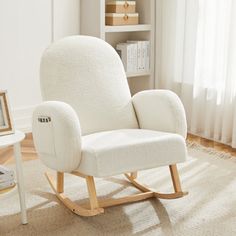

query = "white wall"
(155, 0), (163, 89)
(53, 0), (80, 41)
(0, 0), (80, 132)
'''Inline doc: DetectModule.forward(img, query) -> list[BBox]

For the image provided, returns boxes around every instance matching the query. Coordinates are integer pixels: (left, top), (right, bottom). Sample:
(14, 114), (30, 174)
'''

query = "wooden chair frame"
(45, 164), (188, 217)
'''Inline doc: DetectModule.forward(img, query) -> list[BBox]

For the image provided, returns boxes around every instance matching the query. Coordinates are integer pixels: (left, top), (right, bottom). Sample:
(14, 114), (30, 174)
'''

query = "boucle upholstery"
(32, 101), (82, 172)
(32, 36), (188, 175)
(77, 129), (186, 177)
(132, 90), (187, 138)
(40, 36), (138, 136)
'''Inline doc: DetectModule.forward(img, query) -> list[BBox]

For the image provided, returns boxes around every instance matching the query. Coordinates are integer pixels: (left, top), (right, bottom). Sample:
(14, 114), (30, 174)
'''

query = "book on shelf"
(0, 172), (14, 183)
(116, 43), (137, 73)
(0, 179), (15, 191)
(0, 165), (15, 190)
(116, 40), (150, 74)
(127, 40), (150, 72)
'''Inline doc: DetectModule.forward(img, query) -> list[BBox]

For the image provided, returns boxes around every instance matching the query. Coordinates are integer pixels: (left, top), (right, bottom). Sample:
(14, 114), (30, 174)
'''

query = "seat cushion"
(77, 129), (187, 177)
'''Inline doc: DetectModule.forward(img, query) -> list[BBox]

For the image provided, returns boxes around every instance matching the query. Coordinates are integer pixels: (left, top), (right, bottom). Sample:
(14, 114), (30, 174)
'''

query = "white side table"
(0, 130), (28, 224)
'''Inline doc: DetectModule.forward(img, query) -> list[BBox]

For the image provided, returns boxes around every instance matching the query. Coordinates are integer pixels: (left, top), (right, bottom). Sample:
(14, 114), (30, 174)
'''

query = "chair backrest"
(40, 36), (139, 135)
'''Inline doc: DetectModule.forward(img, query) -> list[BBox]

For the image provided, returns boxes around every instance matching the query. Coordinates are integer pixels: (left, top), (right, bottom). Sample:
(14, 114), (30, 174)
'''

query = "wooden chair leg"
(86, 176), (99, 210)
(45, 167), (187, 217)
(46, 172), (104, 216)
(169, 164), (182, 192)
(125, 165), (188, 200)
(131, 171), (138, 179)
(57, 172), (64, 193)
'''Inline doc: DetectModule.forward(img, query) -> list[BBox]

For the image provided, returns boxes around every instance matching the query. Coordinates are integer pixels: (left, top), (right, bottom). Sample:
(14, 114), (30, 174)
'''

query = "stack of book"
(116, 40), (150, 74)
(0, 165), (15, 191)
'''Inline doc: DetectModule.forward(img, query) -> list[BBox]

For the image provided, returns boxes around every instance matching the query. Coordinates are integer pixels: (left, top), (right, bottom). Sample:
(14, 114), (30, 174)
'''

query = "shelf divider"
(105, 24), (152, 33)
(126, 71), (151, 78)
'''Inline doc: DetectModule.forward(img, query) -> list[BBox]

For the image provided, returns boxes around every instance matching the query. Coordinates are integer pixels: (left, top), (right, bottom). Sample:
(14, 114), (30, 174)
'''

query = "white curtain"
(157, 0), (236, 147)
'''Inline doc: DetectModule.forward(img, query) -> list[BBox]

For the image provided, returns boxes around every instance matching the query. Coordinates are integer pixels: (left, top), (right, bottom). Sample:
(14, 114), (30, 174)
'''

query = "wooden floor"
(0, 133), (37, 165)
(0, 133), (235, 166)
(187, 134), (236, 157)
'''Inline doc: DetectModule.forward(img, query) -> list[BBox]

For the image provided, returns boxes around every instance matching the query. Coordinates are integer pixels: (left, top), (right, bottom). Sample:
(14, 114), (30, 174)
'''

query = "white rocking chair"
(32, 36), (188, 217)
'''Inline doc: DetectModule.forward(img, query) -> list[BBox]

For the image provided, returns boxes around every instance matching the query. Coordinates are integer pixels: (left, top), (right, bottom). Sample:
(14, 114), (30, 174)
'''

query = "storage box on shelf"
(80, 0), (155, 94)
(105, 1), (139, 26)
(106, 13), (139, 26)
(106, 1), (136, 13)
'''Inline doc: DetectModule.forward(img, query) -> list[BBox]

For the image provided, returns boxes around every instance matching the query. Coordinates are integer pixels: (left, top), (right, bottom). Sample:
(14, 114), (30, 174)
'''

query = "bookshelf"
(80, 0), (156, 94)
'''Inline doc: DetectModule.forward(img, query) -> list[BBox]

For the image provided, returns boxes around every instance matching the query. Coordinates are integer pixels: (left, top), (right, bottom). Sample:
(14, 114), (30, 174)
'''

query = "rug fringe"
(187, 141), (235, 160)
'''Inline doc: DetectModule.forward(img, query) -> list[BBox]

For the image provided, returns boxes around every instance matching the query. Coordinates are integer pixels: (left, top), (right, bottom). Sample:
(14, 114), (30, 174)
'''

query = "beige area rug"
(1, 145), (236, 236)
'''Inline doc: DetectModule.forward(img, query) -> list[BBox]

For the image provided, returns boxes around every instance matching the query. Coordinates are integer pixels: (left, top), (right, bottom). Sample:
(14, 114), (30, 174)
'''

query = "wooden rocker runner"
(32, 36), (188, 217)
(45, 165), (188, 217)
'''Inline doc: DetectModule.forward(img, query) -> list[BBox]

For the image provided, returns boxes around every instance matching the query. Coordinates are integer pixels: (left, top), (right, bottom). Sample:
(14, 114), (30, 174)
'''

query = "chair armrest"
(32, 101), (82, 172)
(132, 90), (187, 139)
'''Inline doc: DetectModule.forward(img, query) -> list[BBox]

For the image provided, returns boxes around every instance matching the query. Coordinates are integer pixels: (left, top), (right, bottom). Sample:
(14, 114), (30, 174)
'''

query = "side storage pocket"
(33, 116), (56, 157)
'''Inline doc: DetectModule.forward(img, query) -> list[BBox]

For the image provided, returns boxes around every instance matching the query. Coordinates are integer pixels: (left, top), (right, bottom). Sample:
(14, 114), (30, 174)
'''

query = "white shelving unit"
(80, 0), (155, 94)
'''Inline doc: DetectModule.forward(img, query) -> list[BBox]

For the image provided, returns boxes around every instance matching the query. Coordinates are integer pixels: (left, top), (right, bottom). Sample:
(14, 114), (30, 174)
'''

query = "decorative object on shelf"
(116, 40), (150, 73)
(0, 90), (14, 136)
(105, 1), (139, 26)
(0, 165), (15, 191)
(106, 13), (139, 26)
(106, 1), (136, 13)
